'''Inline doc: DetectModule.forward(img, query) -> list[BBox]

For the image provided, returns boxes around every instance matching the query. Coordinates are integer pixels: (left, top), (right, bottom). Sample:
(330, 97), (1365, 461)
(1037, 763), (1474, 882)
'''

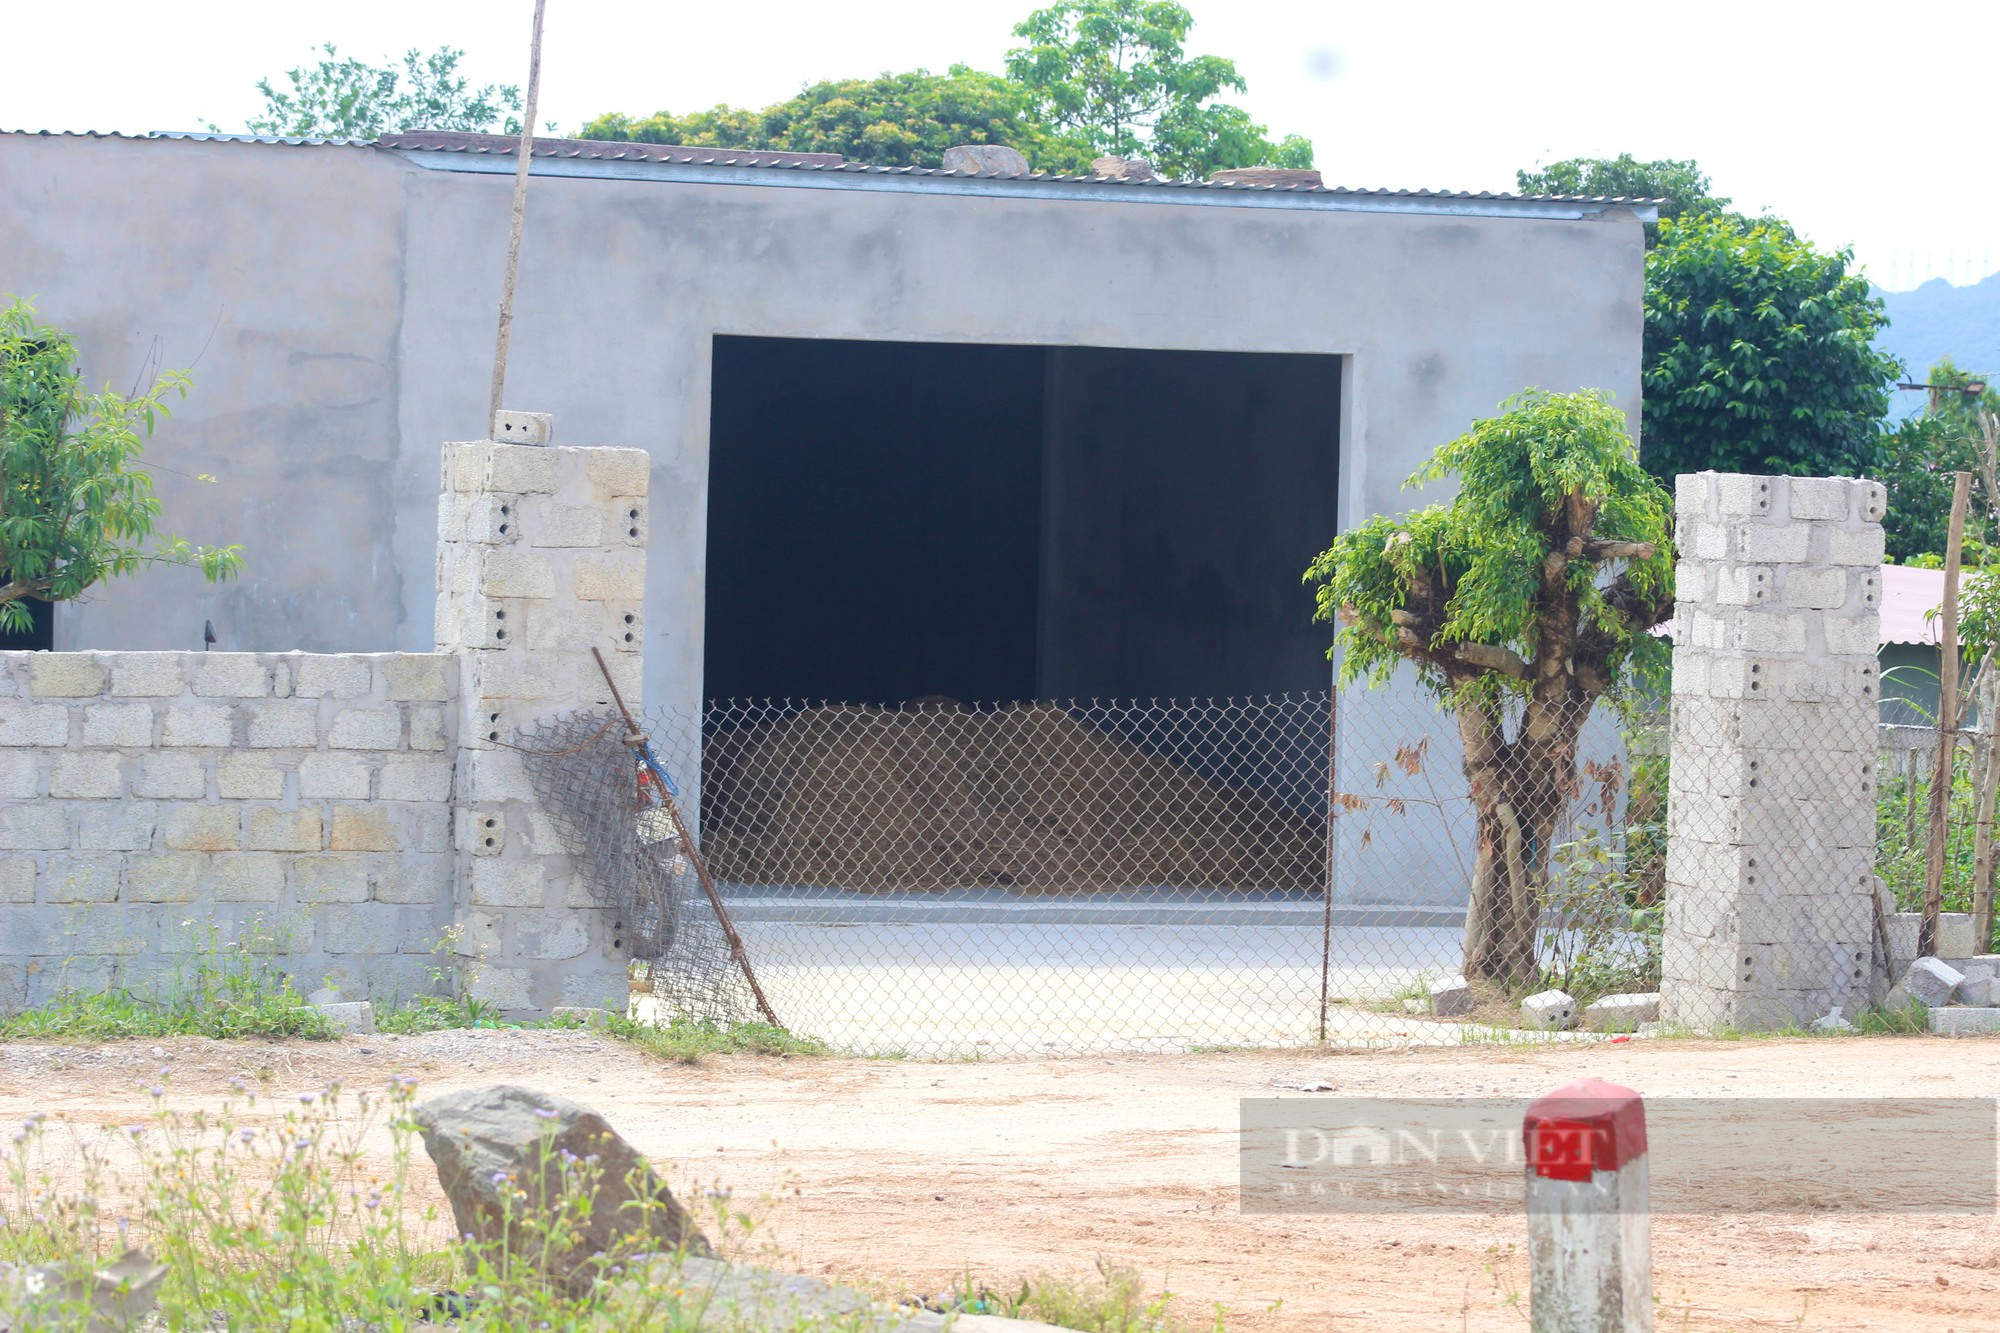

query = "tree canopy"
(579, 67), (1095, 173)
(578, 1), (1310, 178)
(0, 299), (242, 632)
(1516, 154), (1729, 226)
(1305, 390), (1673, 985)
(231, 43), (522, 138)
(1640, 212), (1898, 484)
(1878, 356), (2000, 562)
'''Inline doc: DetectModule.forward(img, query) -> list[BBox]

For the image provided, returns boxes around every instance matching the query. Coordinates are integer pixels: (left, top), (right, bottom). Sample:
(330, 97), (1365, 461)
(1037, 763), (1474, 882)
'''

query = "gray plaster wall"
(1, 133), (1646, 905)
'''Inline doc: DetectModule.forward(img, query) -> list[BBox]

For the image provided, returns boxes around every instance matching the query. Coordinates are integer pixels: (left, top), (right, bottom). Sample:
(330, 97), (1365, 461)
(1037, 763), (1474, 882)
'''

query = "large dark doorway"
(0, 596), (53, 651)
(704, 336), (1340, 704)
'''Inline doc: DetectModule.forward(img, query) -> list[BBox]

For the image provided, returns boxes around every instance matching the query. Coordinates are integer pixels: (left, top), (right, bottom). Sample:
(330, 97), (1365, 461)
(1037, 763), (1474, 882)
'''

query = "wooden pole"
(1921, 470), (1972, 957)
(489, 0), (548, 427)
(589, 647), (783, 1029)
(1975, 664), (1999, 951)
(1319, 686), (1336, 1043)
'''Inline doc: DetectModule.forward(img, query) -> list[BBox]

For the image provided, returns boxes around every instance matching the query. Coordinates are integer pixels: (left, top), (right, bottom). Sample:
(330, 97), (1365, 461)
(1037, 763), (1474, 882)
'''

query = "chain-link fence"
(515, 681), (1997, 1054)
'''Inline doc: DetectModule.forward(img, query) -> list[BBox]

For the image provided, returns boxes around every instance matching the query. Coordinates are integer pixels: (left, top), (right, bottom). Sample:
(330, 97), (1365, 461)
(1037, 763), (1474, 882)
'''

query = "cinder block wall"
(0, 650), (459, 1009)
(1660, 473), (1886, 1030)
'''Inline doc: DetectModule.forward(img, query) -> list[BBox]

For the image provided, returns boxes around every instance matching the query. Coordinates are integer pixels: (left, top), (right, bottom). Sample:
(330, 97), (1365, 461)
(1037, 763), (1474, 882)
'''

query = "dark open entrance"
(703, 336), (1341, 704)
(0, 596), (53, 652)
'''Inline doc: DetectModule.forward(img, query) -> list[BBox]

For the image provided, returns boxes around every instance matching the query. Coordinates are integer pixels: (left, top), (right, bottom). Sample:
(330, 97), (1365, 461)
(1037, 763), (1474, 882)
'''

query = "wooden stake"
(489, 0), (548, 426)
(1921, 470), (1972, 957)
(589, 647), (783, 1029)
(1975, 665), (1999, 951)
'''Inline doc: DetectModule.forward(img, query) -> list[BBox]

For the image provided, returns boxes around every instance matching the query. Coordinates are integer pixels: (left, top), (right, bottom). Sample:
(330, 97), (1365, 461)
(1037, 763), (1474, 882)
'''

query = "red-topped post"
(1523, 1078), (1652, 1332)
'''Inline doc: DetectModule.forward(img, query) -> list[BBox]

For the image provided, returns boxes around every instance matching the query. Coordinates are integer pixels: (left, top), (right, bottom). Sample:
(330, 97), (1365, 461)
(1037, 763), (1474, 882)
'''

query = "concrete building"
(1, 129), (1653, 905)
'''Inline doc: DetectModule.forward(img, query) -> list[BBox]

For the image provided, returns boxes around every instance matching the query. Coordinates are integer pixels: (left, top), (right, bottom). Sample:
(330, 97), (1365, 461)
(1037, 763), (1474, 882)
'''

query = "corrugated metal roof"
(2, 128), (1664, 211)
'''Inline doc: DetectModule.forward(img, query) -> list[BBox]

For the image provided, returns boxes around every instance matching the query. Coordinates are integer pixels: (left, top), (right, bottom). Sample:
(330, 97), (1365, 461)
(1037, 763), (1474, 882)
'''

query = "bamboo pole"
(488, 0), (548, 425)
(1921, 471), (1973, 957)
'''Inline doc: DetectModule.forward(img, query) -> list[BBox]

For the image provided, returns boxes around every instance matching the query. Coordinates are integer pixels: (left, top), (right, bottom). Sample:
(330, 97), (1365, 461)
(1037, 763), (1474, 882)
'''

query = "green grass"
(375, 992), (510, 1034)
(921, 1260), (1226, 1332)
(0, 932), (335, 1042)
(597, 1014), (829, 1062)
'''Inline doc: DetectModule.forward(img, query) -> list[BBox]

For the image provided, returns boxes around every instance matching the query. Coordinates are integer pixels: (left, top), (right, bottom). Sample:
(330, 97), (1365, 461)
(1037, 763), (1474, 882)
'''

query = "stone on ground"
(1930, 1007), (2000, 1035)
(1583, 992), (1659, 1032)
(0, 1249), (164, 1333)
(413, 1084), (708, 1291)
(1901, 957), (1966, 1008)
(1810, 1008), (1856, 1033)
(1520, 989), (1578, 1031)
(1956, 975), (1998, 1007)
(313, 1001), (374, 1035)
(1427, 975), (1474, 1017)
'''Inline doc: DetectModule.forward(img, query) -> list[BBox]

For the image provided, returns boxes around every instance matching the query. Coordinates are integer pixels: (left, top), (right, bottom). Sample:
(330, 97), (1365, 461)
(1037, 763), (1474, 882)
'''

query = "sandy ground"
(1, 1032), (1996, 1332)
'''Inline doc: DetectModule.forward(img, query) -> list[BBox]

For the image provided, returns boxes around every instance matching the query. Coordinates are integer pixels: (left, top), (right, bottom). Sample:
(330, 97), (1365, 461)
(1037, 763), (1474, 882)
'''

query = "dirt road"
(1, 1032), (1994, 1331)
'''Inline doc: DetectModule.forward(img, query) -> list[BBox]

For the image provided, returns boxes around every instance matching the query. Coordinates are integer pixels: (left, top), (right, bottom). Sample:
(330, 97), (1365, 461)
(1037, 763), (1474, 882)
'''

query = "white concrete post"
(1524, 1078), (1652, 1333)
(435, 416), (650, 1017)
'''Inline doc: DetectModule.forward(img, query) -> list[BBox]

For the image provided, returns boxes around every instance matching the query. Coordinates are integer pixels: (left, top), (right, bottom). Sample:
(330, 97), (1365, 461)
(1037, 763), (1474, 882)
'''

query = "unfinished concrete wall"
(436, 438), (648, 1014)
(0, 650), (458, 1009)
(1660, 473), (1887, 1030)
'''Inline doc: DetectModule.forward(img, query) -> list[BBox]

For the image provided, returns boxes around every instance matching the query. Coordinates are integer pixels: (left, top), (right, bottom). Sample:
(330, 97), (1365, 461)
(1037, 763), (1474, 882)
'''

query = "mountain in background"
(1877, 274), (2000, 419)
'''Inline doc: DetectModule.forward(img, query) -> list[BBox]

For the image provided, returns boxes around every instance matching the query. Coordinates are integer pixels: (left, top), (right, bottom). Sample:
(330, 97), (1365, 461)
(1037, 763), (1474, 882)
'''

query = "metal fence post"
(1524, 1078), (1652, 1332)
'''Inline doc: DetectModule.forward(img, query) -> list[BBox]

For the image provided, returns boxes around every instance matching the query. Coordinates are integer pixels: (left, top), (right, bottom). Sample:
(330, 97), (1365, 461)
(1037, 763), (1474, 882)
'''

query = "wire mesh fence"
(512, 683), (1998, 1054)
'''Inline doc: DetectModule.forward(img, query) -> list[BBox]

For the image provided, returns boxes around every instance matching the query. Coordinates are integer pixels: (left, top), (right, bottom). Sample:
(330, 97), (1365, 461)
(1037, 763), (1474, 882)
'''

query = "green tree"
(1516, 154), (1729, 229)
(1005, 0), (1310, 179)
(1305, 390), (1673, 987)
(0, 299), (243, 631)
(1879, 357), (2000, 562)
(232, 44), (522, 138)
(580, 66), (1094, 172)
(1641, 213), (1898, 484)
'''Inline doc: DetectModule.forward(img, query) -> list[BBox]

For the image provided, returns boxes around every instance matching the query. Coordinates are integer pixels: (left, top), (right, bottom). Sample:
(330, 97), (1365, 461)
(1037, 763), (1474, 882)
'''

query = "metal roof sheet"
(2, 129), (1663, 214)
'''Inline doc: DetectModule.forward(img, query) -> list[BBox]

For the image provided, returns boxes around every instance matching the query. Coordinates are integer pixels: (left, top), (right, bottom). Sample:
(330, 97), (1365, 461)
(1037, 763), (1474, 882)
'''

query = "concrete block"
(1822, 613), (1880, 656)
(328, 708), (402, 750)
(248, 807), (321, 853)
(1886, 913), (1978, 969)
(1736, 524), (1809, 563)
(109, 655), (187, 697)
(292, 854), (371, 903)
(293, 655), (373, 699)
(134, 752), (206, 800)
(299, 753), (371, 800)
(465, 964), (534, 1011)
(1427, 974), (1474, 1017)
(559, 968), (630, 1010)
(0, 858), (34, 903)
(162, 704), (234, 747)
(1828, 527), (1885, 566)
(75, 802), (158, 852)
(574, 554), (646, 601)
(381, 654), (454, 702)
(486, 442), (558, 492)
(29, 654), (108, 698)
(246, 700), (318, 748)
(1713, 566), (1771, 606)
(56, 905), (157, 956)
(463, 749), (534, 801)
(0, 804), (71, 850)
(527, 501), (603, 547)
(478, 550), (558, 600)
(519, 915), (590, 960)
(445, 439), (492, 492)
(491, 410), (552, 447)
(586, 447), (651, 496)
(470, 858), (544, 908)
(163, 805), (241, 853)
(1520, 989), (1578, 1031)
(212, 855), (285, 902)
(46, 857), (120, 903)
(318, 903), (418, 955)
(0, 751), (39, 798)
(373, 857), (450, 906)
(1583, 992), (1660, 1032)
(192, 655), (268, 698)
(1785, 477), (1849, 520)
(1901, 957), (1965, 1008)
(81, 701), (154, 747)
(456, 910), (503, 958)
(1854, 480), (1887, 522)
(0, 701), (71, 746)
(329, 805), (398, 852)
(1931, 1007), (2000, 1034)
(407, 705), (450, 751)
(377, 759), (453, 803)
(50, 752), (124, 799)
(1674, 472), (1713, 517)
(614, 498), (647, 547)
(313, 1000), (376, 1035)
(1715, 474), (1775, 517)
(394, 806), (451, 854)
(1955, 975), (1998, 1007)
(460, 808), (505, 856)
(217, 753), (286, 800)
(1782, 567), (1848, 610)
(126, 854), (205, 903)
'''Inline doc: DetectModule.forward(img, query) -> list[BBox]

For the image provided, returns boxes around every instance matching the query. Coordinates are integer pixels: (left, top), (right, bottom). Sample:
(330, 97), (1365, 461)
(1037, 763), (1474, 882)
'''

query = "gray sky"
(7, 0), (1992, 291)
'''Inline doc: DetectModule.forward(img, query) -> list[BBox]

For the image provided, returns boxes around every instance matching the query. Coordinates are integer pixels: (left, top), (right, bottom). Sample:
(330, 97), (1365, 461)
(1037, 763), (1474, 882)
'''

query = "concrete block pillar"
(1660, 473), (1886, 1031)
(436, 427), (650, 1016)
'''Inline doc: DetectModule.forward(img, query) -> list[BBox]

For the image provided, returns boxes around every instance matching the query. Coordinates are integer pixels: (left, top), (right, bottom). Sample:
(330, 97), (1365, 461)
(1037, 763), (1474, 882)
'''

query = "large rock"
(941, 144), (1030, 177)
(0, 1249), (164, 1332)
(413, 1085), (708, 1291)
